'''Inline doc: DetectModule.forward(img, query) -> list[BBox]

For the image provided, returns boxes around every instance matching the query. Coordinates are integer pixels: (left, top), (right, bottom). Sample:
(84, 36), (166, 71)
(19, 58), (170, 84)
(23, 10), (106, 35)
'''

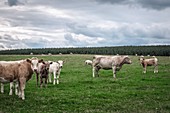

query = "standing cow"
(31, 57), (44, 86)
(0, 58), (41, 99)
(0, 60), (24, 96)
(0, 59), (34, 100)
(139, 56), (158, 73)
(39, 62), (51, 88)
(92, 55), (132, 78)
(48, 60), (64, 85)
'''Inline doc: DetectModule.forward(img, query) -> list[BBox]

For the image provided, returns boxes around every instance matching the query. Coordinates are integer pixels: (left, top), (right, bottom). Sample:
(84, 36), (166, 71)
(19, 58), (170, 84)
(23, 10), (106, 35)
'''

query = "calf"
(39, 62), (50, 88)
(48, 60), (64, 85)
(85, 60), (92, 66)
(31, 57), (44, 86)
(139, 56), (158, 73)
(92, 55), (132, 78)
(0, 59), (34, 100)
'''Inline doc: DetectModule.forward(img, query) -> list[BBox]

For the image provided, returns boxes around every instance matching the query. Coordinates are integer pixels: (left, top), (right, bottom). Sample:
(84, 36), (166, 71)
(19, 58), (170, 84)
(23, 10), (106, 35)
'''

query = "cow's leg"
(92, 66), (95, 77)
(95, 67), (100, 77)
(57, 75), (60, 84)
(154, 65), (158, 73)
(19, 78), (26, 100)
(48, 73), (52, 83)
(53, 71), (56, 85)
(9, 82), (14, 95)
(112, 66), (116, 79)
(40, 76), (43, 88)
(36, 72), (39, 86)
(15, 81), (19, 95)
(143, 65), (147, 73)
(1, 83), (4, 93)
(45, 77), (47, 88)
(57, 70), (61, 84)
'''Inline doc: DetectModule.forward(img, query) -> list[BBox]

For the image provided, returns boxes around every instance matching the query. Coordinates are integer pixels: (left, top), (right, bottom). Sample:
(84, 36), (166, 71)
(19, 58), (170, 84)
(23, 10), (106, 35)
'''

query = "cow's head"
(30, 57), (44, 72)
(57, 60), (64, 68)
(40, 62), (50, 74)
(139, 56), (145, 62)
(123, 56), (132, 64)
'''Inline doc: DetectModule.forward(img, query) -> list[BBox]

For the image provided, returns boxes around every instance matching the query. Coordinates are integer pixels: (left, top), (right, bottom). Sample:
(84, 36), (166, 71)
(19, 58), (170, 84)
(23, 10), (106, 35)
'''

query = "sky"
(0, 0), (170, 50)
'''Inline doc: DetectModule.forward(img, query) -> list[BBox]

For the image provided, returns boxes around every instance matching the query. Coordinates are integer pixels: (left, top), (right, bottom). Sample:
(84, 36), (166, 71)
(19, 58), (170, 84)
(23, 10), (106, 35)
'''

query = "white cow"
(48, 60), (64, 85)
(92, 55), (132, 78)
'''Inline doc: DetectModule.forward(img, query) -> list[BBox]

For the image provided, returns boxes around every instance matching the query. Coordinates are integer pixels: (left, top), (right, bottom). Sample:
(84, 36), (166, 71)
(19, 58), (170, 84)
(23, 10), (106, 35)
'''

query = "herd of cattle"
(0, 55), (158, 100)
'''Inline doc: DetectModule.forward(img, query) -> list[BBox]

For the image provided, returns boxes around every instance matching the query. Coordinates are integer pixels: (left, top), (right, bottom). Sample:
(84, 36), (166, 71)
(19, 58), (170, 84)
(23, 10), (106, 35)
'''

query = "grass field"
(0, 54), (170, 113)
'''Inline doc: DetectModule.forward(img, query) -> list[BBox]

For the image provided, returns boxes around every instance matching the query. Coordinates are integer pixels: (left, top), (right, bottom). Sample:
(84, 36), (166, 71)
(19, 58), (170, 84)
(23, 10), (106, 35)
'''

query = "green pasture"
(0, 55), (170, 113)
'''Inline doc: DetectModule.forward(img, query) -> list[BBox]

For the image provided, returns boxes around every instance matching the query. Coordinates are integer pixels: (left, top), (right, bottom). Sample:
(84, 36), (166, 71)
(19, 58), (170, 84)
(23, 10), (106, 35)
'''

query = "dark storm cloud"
(7, 0), (24, 6)
(7, 0), (18, 6)
(137, 0), (170, 10)
(96, 0), (170, 10)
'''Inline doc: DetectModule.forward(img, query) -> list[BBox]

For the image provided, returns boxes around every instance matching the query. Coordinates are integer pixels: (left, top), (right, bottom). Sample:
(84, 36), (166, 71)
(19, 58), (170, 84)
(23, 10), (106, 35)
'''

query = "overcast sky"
(0, 0), (170, 50)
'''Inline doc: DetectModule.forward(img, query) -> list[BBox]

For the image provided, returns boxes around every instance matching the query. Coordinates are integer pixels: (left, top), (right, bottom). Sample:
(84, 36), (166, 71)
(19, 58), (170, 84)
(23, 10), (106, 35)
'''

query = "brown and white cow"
(0, 59), (34, 100)
(92, 55), (132, 78)
(139, 56), (158, 73)
(30, 57), (44, 86)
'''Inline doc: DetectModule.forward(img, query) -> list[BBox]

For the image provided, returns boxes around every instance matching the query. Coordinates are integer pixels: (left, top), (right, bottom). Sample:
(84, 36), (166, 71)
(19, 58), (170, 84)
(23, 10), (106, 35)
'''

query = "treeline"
(0, 45), (170, 56)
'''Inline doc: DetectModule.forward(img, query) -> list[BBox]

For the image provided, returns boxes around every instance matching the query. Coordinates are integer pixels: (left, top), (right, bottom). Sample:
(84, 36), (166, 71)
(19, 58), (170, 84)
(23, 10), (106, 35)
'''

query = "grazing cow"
(85, 60), (92, 66)
(39, 62), (50, 88)
(92, 55), (132, 78)
(0, 59), (34, 100)
(48, 60), (64, 85)
(139, 56), (158, 73)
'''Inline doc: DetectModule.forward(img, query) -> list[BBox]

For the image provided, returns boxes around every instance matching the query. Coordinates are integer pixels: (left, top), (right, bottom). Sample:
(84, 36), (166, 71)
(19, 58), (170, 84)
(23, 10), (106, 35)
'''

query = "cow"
(85, 60), (92, 66)
(48, 60), (64, 85)
(92, 55), (132, 78)
(0, 59), (34, 100)
(139, 56), (158, 73)
(39, 62), (50, 88)
(0, 60), (24, 95)
(31, 57), (44, 86)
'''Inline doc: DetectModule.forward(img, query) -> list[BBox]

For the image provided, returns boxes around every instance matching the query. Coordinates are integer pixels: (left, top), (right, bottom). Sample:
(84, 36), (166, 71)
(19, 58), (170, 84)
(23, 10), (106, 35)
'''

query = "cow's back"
(0, 63), (19, 83)
(94, 56), (119, 69)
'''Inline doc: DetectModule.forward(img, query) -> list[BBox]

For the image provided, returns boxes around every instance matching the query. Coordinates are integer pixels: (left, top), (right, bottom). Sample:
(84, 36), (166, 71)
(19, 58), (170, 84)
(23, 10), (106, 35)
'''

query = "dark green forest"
(0, 45), (169, 56)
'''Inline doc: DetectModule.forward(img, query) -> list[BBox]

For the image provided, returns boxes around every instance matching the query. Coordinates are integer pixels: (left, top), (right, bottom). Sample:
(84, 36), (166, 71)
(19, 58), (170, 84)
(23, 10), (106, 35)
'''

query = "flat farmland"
(0, 55), (170, 113)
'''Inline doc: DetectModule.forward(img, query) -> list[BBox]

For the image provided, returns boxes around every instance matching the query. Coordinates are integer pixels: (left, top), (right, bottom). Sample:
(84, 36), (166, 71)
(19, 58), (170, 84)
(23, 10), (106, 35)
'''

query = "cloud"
(7, 0), (25, 6)
(64, 33), (105, 47)
(0, 0), (170, 50)
(96, 0), (170, 10)
(0, 34), (27, 50)
(137, 0), (170, 10)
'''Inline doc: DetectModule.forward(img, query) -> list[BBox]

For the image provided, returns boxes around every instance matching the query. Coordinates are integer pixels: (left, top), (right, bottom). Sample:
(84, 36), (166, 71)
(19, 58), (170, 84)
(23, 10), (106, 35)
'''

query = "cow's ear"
(39, 59), (43, 63)
(26, 59), (31, 63)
